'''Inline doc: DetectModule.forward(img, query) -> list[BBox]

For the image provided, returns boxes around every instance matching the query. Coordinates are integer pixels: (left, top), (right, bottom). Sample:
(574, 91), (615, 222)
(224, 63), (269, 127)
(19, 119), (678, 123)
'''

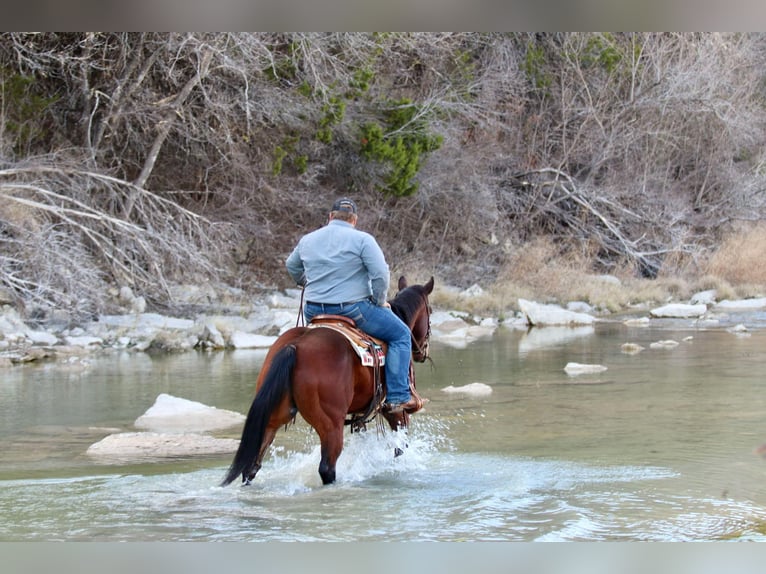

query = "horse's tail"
(220, 344), (297, 486)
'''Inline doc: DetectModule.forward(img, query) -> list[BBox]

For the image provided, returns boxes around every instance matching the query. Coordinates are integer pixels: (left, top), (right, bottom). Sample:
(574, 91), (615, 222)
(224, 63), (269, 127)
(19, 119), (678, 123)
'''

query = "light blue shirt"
(286, 219), (390, 305)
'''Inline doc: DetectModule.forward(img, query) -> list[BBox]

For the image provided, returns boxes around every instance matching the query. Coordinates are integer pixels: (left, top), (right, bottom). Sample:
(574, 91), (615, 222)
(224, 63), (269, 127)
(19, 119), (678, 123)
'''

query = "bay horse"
(221, 276), (434, 487)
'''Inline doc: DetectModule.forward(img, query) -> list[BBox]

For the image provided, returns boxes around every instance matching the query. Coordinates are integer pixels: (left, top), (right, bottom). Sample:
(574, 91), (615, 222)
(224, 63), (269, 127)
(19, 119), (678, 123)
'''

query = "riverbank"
(2, 278), (765, 368)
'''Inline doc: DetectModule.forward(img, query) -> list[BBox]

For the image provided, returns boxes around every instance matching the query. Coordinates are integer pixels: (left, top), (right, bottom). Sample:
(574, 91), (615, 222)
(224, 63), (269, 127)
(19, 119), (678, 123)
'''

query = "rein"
(296, 288), (306, 327)
(409, 295), (432, 361)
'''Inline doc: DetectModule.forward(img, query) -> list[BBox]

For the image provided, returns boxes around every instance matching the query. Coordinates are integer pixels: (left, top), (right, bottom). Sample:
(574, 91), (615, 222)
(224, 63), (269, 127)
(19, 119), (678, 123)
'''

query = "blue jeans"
(304, 299), (412, 403)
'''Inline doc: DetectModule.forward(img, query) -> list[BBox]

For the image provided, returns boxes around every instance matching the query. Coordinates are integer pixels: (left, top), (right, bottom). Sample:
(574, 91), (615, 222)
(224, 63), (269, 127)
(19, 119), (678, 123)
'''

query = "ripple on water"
(6, 327), (766, 541)
(1, 434), (765, 541)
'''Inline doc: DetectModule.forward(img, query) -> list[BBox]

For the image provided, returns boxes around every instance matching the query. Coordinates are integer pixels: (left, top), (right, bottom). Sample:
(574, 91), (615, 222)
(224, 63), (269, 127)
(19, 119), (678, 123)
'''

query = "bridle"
(410, 296), (432, 363)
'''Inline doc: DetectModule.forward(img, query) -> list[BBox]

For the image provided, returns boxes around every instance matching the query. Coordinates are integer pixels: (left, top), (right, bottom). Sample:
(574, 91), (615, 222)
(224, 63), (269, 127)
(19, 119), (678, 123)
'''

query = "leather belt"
(306, 299), (366, 309)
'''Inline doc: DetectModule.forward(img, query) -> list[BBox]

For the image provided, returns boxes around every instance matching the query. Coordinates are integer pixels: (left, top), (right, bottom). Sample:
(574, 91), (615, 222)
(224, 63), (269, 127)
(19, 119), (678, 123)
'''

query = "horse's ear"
(424, 276), (434, 294)
(398, 276), (408, 291)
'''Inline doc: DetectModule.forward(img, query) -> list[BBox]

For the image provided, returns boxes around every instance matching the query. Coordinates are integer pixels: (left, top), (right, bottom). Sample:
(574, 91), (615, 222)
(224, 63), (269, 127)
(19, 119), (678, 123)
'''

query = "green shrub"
(359, 98), (443, 197)
(0, 68), (58, 155)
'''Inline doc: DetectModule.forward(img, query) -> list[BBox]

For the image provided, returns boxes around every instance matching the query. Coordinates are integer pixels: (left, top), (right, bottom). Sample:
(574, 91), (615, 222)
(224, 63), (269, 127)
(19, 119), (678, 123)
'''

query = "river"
(2, 318), (766, 541)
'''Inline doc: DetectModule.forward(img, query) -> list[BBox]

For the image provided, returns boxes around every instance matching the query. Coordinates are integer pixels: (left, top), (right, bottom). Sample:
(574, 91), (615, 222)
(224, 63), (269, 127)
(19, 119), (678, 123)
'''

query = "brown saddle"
(307, 314), (386, 366)
(306, 314), (426, 431)
(307, 314), (386, 430)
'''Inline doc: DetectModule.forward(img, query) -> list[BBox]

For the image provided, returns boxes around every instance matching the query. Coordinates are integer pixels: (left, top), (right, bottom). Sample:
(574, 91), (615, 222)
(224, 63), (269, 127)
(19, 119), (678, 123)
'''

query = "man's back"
(286, 219), (389, 305)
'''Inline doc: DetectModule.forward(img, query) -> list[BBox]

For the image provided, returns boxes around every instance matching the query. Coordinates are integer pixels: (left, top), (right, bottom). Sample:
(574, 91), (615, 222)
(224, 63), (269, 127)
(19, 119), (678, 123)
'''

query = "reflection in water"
(3, 323), (766, 540)
(518, 325), (595, 354)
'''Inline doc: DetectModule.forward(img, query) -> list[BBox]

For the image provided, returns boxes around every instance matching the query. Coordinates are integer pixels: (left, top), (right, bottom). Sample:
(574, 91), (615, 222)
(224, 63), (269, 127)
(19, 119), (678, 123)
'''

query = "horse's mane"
(390, 285), (427, 325)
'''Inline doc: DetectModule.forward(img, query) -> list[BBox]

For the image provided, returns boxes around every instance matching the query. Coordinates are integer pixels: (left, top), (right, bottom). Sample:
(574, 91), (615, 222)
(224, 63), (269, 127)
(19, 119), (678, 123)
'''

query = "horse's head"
(393, 276), (434, 363)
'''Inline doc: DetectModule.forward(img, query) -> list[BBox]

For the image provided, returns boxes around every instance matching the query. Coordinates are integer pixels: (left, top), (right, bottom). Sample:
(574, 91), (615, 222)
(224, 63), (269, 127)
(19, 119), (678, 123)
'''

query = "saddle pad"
(307, 320), (386, 367)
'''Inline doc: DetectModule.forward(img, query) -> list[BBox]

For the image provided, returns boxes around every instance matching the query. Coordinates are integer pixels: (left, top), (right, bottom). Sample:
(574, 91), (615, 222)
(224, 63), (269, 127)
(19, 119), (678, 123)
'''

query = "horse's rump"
(290, 327), (377, 416)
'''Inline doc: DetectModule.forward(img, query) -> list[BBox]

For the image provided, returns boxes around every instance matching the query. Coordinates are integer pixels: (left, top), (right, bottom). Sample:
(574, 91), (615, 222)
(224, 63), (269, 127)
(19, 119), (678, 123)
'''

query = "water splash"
(236, 414), (455, 494)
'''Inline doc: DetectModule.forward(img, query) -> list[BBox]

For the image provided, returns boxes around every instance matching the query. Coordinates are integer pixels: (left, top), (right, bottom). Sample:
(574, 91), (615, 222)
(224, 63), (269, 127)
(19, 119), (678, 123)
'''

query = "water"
(3, 319), (766, 541)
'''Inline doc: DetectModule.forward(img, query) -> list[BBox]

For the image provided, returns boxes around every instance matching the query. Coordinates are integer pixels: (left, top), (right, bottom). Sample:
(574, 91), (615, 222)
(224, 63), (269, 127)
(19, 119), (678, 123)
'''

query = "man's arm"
(285, 245), (306, 286)
(360, 235), (390, 305)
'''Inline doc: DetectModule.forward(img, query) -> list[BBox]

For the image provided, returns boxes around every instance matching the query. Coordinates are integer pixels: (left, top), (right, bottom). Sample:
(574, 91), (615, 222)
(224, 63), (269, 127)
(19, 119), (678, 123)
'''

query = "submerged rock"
(86, 432), (239, 462)
(564, 362), (608, 375)
(650, 304), (707, 318)
(86, 393), (245, 462)
(621, 342), (645, 355)
(441, 382), (493, 396)
(650, 339), (680, 349)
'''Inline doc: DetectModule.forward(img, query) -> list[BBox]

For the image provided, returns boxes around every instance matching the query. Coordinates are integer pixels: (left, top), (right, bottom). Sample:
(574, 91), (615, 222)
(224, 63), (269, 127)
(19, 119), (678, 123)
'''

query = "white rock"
(430, 310), (469, 331)
(429, 310), (496, 347)
(208, 308), (297, 336)
(134, 393), (245, 433)
(267, 292), (302, 308)
(623, 317), (650, 326)
(441, 382), (493, 396)
(728, 324), (751, 336)
(26, 330), (59, 345)
(86, 431), (239, 461)
(118, 286), (135, 302)
(0, 309), (30, 336)
(690, 289), (717, 305)
(274, 310), (300, 334)
(97, 313), (195, 330)
(650, 339), (680, 349)
(564, 362), (608, 375)
(229, 331), (278, 349)
(650, 303), (707, 318)
(621, 343), (645, 354)
(714, 298), (766, 311)
(567, 301), (594, 314)
(201, 322), (226, 348)
(130, 296), (147, 313)
(518, 299), (595, 326)
(200, 313), (266, 335)
(65, 335), (103, 346)
(460, 284), (485, 298)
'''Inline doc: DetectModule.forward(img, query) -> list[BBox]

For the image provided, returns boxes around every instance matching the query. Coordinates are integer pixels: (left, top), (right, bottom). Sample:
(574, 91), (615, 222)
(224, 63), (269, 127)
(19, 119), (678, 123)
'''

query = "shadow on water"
(3, 322), (766, 540)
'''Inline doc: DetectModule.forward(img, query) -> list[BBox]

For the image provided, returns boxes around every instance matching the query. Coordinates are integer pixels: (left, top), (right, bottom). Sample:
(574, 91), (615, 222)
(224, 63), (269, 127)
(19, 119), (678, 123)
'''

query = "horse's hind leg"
(243, 400), (295, 485)
(317, 426), (344, 485)
(243, 426), (277, 484)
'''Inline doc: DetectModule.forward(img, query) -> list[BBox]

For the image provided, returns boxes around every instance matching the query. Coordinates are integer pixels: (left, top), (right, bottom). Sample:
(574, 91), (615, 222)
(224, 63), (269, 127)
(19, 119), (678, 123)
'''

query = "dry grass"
(425, 228), (766, 318)
(704, 223), (766, 288)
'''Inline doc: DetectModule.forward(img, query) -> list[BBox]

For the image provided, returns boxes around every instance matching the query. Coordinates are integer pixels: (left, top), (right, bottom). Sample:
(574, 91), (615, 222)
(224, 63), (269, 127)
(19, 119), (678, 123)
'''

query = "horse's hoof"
(394, 447), (404, 457)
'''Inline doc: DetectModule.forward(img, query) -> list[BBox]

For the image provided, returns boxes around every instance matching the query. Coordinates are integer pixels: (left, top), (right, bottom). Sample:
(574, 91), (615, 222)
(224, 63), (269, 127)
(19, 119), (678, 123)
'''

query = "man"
(285, 197), (421, 413)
